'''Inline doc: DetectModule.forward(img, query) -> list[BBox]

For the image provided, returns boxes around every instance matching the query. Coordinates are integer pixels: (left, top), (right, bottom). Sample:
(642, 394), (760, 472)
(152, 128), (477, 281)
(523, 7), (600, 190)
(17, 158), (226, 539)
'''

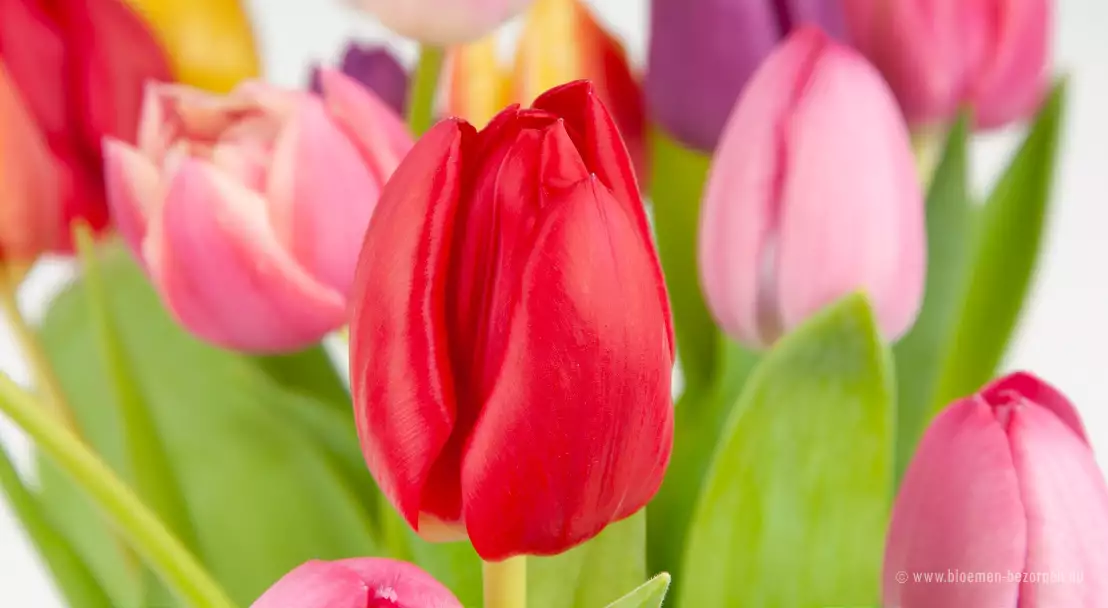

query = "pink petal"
(971, 0), (1051, 128)
(336, 558), (463, 608)
(251, 560), (367, 608)
(149, 159), (345, 352)
(884, 397), (1025, 608)
(318, 69), (413, 185)
(102, 138), (160, 257)
(776, 36), (923, 342)
(981, 372), (1089, 445)
(266, 96), (381, 295)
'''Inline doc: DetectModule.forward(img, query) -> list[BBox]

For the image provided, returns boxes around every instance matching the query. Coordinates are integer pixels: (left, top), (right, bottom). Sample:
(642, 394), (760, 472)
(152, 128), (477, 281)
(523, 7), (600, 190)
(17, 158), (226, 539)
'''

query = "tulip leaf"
(251, 345), (349, 407)
(35, 245), (379, 606)
(0, 443), (114, 608)
(892, 117), (970, 479)
(932, 82), (1067, 412)
(680, 293), (895, 608)
(605, 573), (671, 608)
(530, 512), (647, 608)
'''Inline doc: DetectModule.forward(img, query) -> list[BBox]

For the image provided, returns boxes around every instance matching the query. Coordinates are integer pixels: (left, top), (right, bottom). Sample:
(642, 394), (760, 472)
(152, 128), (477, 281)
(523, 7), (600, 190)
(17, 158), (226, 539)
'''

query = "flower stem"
(0, 372), (236, 608)
(0, 268), (78, 432)
(483, 556), (526, 608)
(406, 45), (445, 136)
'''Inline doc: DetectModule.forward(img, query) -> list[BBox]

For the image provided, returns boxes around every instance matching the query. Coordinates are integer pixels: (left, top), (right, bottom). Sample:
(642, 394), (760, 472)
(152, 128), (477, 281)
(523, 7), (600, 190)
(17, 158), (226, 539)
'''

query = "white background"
(1, 0), (1107, 604)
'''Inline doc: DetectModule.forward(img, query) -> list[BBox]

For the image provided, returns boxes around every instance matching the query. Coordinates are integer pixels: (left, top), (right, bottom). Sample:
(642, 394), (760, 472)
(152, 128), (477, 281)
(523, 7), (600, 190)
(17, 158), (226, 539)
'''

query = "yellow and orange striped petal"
(445, 35), (511, 129)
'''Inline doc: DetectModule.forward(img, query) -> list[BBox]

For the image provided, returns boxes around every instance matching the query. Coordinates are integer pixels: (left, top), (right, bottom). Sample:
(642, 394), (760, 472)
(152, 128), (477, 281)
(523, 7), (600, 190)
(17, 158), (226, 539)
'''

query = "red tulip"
(348, 81), (675, 560)
(252, 558), (462, 608)
(884, 372), (1108, 607)
(0, 0), (172, 251)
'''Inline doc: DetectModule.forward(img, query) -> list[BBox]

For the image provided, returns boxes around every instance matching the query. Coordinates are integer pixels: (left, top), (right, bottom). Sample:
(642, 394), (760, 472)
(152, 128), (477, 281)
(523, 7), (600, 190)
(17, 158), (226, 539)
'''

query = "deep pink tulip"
(885, 372), (1108, 607)
(252, 558), (462, 608)
(843, 0), (1050, 129)
(698, 27), (924, 349)
(104, 70), (412, 352)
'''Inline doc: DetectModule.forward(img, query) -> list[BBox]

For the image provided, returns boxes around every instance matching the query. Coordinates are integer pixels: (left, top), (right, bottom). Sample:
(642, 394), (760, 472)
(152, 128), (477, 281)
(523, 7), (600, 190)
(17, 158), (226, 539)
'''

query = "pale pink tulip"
(252, 558), (462, 608)
(104, 71), (413, 352)
(885, 372), (1108, 608)
(348, 0), (534, 45)
(843, 0), (1050, 129)
(698, 27), (924, 349)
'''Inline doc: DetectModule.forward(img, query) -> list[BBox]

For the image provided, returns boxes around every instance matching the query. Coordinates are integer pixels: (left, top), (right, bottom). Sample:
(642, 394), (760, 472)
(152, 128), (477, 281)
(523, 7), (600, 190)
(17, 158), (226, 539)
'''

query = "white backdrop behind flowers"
(1, 0), (1106, 604)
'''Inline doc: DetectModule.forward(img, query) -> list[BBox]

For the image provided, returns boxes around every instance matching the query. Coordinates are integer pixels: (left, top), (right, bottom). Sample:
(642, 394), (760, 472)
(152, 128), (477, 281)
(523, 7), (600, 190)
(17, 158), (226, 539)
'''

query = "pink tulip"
(252, 558), (462, 608)
(842, 0), (1050, 129)
(348, 0), (535, 45)
(698, 27), (924, 349)
(104, 70), (412, 352)
(885, 372), (1108, 608)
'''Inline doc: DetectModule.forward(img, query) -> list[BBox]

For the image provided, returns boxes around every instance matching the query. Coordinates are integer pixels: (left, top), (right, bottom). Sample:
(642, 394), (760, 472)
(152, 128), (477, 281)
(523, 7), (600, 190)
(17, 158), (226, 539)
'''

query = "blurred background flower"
(345, 0), (535, 45)
(309, 42), (408, 115)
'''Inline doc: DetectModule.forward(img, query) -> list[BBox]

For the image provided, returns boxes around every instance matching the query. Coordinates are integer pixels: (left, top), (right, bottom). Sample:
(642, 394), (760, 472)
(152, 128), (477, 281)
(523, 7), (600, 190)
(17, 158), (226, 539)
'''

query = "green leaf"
(0, 443), (114, 608)
(892, 118), (971, 479)
(648, 127), (718, 390)
(605, 573), (671, 608)
(931, 82), (1066, 412)
(252, 345), (349, 408)
(36, 246), (378, 606)
(531, 512), (647, 608)
(680, 294), (895, 608)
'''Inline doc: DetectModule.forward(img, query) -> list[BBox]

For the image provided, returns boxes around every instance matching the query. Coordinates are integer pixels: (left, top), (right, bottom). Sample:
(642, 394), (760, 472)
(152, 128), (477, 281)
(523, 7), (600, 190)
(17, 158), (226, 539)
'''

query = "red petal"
(348, 119), (472, 530)
(461, 176), (674, 560)
(532, 81), (674, 357)
(0, 0), (67, 138)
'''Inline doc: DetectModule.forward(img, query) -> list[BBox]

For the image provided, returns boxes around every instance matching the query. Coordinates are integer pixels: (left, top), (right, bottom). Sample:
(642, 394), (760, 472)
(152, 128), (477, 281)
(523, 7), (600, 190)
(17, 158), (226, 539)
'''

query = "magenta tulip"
(698, 27), (924, 349)
(842, 0), (1050, 129)
(252, 558), (461, 608)
(104, 70), (412, 352)
(885, 372), (1108, 607)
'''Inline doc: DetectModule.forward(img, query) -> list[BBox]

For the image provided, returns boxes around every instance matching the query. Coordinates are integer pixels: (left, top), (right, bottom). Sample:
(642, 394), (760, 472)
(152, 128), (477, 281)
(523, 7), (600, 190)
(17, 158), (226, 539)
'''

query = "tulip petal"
(462, 176), (673, 560)
(0, 0), (67, 136)
(102, 138), (160, 257)
(0, 63), (60, 260)
(532, 81), (673, 356)
(251, 560), (367, 608)
(318, 69), (413, 185)
(336, 558), (463, 608)
(1008, 403), (1108, 605)
(981, 372), (1089, 445)
(776, 35), (924, 341)
(971, 0), (1051, 128)
(266, 96), (380, 295)
(883, 397), (1025, 607)
(348, 120), (471, 530)
(149, 159), (345, 352)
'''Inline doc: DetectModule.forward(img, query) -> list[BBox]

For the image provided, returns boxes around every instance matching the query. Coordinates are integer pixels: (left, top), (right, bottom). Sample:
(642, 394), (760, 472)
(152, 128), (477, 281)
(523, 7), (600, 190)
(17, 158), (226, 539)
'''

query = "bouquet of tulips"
(0, 0), (1100, 606)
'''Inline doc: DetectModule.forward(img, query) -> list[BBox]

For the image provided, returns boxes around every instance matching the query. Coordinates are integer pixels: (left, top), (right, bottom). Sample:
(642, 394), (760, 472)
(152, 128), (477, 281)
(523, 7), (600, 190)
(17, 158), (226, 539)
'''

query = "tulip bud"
(349, 81), (675, 560)
(310, 43), (409, 117)
(0, 0), (173, 251)
(699, 27), (924, 349)
(252, 558), (462, 608)
(346, 0), (535, 45)
(646, 0), (846, 151)
(119, 0), (261, 93)
(842, 0), (1050, 129)
(104, 71), (413, 352)
(0, 63), (59, 264)
(884, 372), (1108, 607)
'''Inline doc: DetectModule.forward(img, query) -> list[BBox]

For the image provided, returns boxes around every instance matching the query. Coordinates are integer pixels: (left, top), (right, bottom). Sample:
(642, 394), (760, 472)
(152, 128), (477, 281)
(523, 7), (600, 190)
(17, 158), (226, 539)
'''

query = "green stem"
(406, 46), (445, 136)
(483, 557), (526, 608)
(0, 372), (236, 608)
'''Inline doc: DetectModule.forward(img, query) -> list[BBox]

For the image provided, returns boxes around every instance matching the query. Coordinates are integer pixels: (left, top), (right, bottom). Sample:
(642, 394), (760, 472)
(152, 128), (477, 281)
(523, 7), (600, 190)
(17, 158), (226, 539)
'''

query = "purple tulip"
(310, 43), (409, 116)
(646, 0), (846, 152)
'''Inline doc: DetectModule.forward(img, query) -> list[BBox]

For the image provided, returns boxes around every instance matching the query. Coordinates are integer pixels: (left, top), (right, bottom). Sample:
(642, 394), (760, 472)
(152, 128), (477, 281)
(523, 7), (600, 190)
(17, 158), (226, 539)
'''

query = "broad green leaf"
(892, 118), (970, 479)
(36, 246), (378, 606)
(531, 512), (646, 608)
(252, 345), (349, 407)
(0, 443), (114, 608)
(646, 338), (757, 586)
(680, 294), (895, 608)
(932, 83), (1066, 412)
(649, 128), (718, 390)
(605, 573), (671, 608)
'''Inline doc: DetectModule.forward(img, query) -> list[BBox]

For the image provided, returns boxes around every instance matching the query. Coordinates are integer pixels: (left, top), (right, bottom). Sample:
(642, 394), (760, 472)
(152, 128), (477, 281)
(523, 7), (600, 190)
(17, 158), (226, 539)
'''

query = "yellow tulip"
(445, 35), (511, 129)
(121, 0), (261, 92)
